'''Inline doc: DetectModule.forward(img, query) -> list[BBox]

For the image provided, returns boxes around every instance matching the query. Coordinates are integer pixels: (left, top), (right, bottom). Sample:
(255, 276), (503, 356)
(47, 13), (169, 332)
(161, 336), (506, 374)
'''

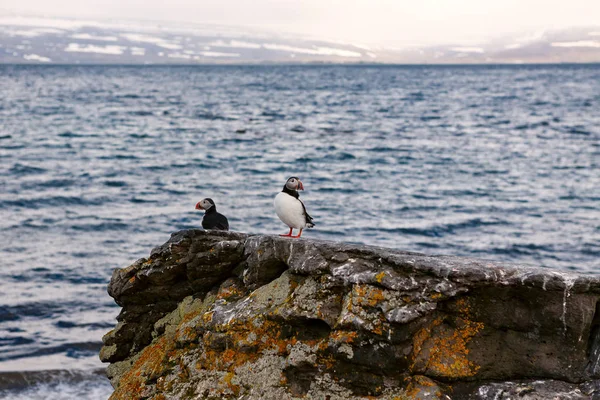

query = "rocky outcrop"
(101, 230), (600, 399)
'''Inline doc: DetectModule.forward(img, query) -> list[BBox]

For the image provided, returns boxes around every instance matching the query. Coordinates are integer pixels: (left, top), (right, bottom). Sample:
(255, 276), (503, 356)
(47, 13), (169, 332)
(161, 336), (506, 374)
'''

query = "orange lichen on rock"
(430, 293), (443, 300)
(411, 297), (484, 379)
(197, 318), (304, 373)
(339, 285), (390, 336)
(330, 330), (358, 344)
(221, 371), (240, 395)
(405, 375), (443, 399)
(354, 284), (386, 307)
(217, 285), (244, 301)
(110, 335), (174, 400)
(202, 311), (214, 324)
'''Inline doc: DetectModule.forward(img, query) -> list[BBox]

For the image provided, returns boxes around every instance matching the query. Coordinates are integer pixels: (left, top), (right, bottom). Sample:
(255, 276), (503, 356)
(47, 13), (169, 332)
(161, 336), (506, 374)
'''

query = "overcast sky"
(2, 0), (599, 46)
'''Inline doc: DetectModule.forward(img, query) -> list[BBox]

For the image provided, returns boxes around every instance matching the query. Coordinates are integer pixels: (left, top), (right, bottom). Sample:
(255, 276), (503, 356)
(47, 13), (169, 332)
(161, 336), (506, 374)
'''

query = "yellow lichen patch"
(110, 335), (174, 400)
(411, 297), (484, 379)
(375, 271), (386, 283)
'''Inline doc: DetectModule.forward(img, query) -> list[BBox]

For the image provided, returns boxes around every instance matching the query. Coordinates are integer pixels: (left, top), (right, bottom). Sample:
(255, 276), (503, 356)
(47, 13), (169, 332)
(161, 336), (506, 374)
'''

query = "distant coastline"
(1, 16), (599, 65)
(2, 61), (600, 66)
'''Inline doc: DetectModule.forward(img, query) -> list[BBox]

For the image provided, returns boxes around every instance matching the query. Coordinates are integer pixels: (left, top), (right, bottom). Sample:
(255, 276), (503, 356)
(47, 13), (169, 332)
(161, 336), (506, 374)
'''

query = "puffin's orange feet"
(280, 228), (293, 237)
(291, 228), (303, 238)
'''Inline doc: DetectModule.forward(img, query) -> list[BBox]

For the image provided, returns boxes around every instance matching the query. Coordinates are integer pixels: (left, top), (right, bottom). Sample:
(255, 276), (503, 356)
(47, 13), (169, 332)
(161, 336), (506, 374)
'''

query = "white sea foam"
(0, 371), (112, 400)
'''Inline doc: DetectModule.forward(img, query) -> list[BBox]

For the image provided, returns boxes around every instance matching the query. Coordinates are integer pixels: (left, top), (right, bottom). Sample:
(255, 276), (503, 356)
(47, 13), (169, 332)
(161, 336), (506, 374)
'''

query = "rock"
(101, 230), (600, 399)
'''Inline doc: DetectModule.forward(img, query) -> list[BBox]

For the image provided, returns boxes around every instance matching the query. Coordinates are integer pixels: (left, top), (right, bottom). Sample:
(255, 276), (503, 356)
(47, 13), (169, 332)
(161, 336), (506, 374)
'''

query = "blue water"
(1, 64), (599, 399)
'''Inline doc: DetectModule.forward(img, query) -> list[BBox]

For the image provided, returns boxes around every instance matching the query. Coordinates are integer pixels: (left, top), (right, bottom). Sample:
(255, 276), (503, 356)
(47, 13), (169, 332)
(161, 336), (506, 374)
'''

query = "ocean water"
(0, 64), (599, 399)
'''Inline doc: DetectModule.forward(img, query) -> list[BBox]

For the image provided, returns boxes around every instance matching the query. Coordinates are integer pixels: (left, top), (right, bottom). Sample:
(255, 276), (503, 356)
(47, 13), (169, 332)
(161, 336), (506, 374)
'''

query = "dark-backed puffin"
(195, 198), (229, 231)
(274, 177), (314, 238)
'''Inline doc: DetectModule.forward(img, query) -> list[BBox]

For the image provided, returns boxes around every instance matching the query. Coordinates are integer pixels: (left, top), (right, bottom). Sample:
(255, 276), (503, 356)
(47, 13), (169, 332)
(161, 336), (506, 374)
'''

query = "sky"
(1, 0), (599, 46)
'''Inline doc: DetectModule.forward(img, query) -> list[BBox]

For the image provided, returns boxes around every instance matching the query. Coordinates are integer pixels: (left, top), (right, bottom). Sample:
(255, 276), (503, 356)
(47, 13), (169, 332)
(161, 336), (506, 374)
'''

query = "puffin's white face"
(285, 177), (304, 191)
(195, 198), (214, 211)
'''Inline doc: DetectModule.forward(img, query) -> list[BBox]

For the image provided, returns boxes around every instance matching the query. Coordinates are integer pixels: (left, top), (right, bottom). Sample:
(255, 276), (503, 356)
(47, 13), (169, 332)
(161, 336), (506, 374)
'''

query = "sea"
(0, 64), (599, 399)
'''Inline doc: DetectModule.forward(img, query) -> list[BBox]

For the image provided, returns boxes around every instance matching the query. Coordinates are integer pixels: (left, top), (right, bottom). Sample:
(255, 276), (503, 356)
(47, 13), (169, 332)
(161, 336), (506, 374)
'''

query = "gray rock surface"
(101, 230), (600, 399)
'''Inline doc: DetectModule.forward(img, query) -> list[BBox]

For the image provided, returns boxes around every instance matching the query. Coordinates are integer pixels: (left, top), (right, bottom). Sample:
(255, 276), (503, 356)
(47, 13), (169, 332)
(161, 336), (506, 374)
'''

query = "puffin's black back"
(202, 206), (229, 231)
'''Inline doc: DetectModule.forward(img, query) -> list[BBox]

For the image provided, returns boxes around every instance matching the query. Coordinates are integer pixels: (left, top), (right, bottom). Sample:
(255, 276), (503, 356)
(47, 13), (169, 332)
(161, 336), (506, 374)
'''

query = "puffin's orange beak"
(297, 180), (304, 190)
(195, 202), (203, 210)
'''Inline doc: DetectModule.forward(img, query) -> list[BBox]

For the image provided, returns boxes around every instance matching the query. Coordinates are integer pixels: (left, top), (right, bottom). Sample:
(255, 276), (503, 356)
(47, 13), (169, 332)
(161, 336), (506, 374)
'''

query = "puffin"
(195, 198), (229, 231)
(274, 177), (314, 238)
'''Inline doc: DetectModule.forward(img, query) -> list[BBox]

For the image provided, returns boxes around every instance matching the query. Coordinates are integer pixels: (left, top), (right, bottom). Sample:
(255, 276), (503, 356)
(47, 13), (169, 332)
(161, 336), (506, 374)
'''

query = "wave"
(195, 112), (235, 121)
(0, 196), (109, 209)
(128, 110), (154, 116)
(19, 179), (76, 189)
(54, 320), (114, 330)
(260, 111), (286, 119)
(565, 126), (591, 135)
(103, 180), (128, 187)
(70, 221), (128, 232)
(0, 302), (68, 321)
(0, 369), (111, 400)
(8, 163), (47, 175)
(362, 218), (509, 238)
(58, 131), (84, 138)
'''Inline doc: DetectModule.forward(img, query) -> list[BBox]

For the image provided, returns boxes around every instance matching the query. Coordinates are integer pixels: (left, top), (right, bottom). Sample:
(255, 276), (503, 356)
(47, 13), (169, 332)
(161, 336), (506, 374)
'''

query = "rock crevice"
(101, 230), (600, 399)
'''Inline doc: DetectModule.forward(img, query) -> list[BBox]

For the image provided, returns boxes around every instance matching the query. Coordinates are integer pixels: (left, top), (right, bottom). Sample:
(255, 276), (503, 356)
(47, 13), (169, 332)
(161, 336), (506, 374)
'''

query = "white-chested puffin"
(195, 198), (229, 231)
(274, 177), (314, 238)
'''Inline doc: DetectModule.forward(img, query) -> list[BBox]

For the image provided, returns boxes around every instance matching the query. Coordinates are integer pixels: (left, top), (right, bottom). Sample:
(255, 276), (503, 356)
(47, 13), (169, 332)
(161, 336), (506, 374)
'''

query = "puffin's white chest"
(274, 192), (306, 229)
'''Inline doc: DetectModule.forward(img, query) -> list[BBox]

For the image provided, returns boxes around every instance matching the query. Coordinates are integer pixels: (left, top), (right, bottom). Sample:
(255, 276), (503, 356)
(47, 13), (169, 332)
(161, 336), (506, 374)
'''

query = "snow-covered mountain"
(1, 15), (599, 64)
